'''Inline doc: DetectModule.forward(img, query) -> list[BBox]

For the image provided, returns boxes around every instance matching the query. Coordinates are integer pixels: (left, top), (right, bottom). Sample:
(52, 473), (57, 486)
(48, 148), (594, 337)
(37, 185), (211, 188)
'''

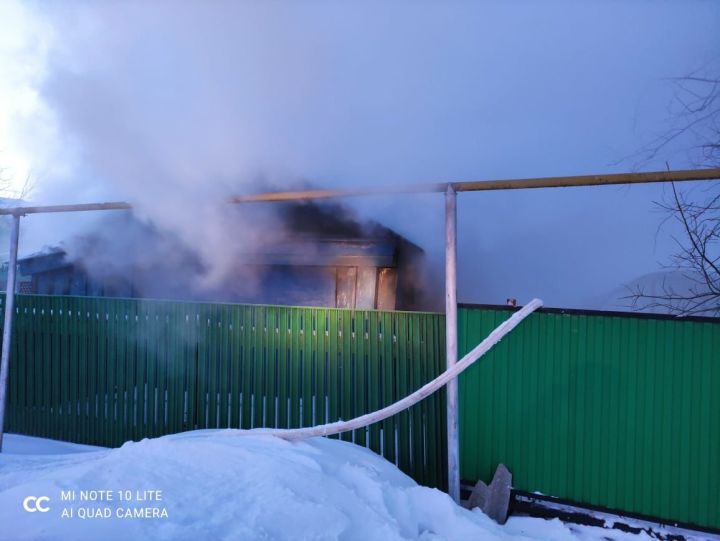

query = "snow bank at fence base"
(0, 431), (650, 541)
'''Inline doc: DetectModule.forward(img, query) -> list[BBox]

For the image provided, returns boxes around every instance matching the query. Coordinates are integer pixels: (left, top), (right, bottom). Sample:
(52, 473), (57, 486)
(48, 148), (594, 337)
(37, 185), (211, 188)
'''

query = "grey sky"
(7, 0), (720, 309)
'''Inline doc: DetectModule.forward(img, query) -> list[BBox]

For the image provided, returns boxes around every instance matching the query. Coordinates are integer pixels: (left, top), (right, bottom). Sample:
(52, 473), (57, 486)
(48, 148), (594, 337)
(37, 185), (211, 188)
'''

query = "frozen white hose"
(265, 298), (543, 441)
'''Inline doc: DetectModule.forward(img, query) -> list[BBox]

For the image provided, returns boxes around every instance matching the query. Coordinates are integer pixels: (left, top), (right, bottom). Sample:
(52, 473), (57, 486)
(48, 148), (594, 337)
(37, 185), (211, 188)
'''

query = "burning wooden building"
(14, 203), (431, 311)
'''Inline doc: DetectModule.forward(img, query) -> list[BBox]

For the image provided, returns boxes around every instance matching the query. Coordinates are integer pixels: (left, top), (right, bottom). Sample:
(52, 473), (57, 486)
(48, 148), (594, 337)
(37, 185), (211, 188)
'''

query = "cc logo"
(23, 496), (50, 513)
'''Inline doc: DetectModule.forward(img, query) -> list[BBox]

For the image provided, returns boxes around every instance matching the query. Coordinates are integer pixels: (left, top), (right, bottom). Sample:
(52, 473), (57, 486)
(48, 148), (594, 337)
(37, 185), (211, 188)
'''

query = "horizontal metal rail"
(1, 168), (718, 215)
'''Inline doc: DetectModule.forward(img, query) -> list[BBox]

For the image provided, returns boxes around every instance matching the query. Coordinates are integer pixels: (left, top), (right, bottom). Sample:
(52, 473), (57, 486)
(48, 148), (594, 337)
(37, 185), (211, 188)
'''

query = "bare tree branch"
(626, 63), (720, 316)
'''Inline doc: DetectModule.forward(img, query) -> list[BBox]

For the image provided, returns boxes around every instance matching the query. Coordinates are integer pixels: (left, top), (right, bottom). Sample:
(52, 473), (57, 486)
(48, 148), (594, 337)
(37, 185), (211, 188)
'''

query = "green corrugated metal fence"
(6, 294), (720, 530)
(3, 294), (447, 489)
(459, 305), (720, 530)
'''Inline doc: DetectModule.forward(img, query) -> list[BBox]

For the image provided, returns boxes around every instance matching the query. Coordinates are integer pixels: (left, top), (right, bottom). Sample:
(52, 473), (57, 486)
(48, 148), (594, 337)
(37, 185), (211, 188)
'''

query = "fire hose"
(263, 298), (543, 440)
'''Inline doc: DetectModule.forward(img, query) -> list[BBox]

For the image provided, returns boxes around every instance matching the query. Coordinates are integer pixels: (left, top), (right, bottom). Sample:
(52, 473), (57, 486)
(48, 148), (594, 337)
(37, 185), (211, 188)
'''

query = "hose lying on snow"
(262, 298), (543, 441)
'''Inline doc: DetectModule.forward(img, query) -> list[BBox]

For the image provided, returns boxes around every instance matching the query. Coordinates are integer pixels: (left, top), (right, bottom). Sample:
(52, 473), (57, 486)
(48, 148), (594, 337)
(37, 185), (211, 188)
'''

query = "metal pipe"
(0, 214), (21, 452)
(445, 184), (460, 502)
(451, 167), (720, 192)
(227, 184), (445, 203)
(0, 168), (717, 215)
(228, 168), (720, 202)
(0, 201), (132, 216)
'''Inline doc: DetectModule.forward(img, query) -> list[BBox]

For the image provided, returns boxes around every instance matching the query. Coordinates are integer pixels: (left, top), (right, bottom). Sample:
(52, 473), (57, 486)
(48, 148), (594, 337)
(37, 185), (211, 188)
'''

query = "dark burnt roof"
(17, 202), (422, 272)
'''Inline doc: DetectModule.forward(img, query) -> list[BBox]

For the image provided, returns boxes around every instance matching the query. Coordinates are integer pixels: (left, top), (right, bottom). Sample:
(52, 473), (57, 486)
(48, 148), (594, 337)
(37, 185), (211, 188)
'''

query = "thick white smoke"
(6, 0), (719, 308)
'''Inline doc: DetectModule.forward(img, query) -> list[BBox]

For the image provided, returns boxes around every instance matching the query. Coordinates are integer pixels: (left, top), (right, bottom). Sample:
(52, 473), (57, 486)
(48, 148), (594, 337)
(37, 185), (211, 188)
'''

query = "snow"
(0, 431), (656, 541)
(1, 434), (103, 455)
(515, 493), (718, 541)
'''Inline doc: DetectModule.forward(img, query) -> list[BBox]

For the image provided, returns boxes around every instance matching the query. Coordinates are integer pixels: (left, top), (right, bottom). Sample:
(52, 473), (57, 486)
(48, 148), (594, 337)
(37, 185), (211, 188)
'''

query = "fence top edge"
(3, 294), (719, 323)
(459, 302), (720, 324)
(0, 293), (445, 317)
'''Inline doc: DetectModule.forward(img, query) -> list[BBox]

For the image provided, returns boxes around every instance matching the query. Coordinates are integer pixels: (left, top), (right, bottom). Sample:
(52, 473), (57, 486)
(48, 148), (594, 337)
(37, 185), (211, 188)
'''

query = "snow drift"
(0, 431), (648, 541)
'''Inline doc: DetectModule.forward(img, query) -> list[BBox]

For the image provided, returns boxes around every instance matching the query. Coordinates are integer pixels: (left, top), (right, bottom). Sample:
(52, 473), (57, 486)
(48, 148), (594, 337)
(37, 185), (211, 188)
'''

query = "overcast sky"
(1, 1), (718, 309)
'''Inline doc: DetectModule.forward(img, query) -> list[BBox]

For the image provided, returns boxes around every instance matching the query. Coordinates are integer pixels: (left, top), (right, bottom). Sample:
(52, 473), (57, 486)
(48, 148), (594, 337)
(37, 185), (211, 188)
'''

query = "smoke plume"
(10, 1), (720, 309)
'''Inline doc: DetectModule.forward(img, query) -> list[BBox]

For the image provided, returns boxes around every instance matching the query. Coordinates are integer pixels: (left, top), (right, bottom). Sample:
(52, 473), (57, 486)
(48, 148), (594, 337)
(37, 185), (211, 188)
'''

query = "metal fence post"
(0, 213), (21, 452)
(445, 185), (459, 502)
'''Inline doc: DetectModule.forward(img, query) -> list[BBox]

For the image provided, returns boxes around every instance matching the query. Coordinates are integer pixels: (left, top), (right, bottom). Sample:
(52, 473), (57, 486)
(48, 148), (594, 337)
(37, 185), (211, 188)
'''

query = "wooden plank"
(355, 268), (377, 309)
(376, 268), (397, 310)
(336, 267), (357, 308)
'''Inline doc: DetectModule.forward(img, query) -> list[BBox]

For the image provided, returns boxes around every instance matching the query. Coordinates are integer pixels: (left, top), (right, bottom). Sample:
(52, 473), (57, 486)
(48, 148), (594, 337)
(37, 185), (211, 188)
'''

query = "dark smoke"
(49, 201), (441, 310)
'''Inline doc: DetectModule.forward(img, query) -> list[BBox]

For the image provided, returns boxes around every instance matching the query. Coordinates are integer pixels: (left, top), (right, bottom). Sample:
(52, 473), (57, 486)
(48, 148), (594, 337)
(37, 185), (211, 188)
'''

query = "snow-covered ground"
(0, 431), (658, 541)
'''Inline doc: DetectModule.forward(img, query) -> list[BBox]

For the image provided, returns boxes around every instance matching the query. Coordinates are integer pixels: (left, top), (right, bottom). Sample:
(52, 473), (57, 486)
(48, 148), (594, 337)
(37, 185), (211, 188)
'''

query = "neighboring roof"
(17, 249), (70, 275)
(18, 237), (401, 273)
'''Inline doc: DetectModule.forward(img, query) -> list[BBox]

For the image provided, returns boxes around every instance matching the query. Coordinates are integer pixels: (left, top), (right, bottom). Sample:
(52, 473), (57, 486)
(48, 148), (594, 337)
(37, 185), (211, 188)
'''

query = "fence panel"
(458, 305), (720, 530)
(3, 294), (447, 490)
(9, 294), (716, 528)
